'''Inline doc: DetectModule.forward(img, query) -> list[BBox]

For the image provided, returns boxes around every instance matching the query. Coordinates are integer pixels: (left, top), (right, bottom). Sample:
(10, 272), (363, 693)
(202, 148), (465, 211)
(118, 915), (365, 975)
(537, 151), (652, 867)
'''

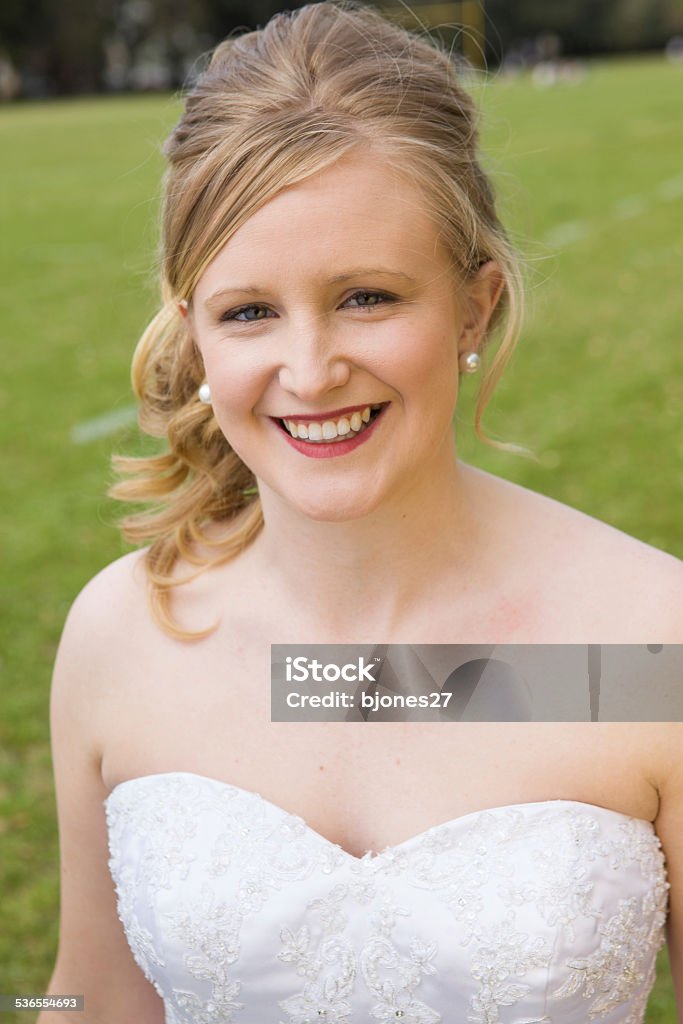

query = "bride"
(42, 2), (682, 1021)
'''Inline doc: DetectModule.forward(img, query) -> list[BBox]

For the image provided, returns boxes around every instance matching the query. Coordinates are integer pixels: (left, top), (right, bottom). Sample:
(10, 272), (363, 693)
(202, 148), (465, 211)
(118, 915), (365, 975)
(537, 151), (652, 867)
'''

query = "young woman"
(42, 2), (682, 1021)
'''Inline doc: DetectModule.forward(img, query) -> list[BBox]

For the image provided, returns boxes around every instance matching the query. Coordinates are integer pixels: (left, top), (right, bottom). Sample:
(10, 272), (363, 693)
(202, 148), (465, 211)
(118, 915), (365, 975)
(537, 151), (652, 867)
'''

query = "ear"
(177, 299), (204, 363)
(459, 261), (505, 350)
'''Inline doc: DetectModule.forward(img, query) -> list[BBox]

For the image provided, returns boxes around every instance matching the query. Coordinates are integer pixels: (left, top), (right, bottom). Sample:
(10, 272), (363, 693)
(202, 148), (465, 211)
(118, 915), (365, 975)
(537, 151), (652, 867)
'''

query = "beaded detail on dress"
(104, 772), (669, 1024)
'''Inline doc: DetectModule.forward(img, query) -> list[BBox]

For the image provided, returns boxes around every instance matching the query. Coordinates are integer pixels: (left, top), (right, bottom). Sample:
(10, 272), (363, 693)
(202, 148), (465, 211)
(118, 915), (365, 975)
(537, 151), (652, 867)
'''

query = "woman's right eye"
(220, 304), (274, 322)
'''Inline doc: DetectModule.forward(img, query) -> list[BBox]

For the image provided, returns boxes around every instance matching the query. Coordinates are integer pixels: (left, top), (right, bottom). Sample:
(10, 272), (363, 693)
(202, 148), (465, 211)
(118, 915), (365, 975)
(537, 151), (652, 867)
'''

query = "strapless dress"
(104, 771), (670, 1023)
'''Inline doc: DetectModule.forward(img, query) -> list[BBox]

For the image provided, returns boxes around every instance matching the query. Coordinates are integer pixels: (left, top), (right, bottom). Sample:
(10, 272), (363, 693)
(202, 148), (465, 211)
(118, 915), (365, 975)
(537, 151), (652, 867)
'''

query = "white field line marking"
(540, 172), (683, 250)
(70, 404), (138, 444)
(656, 173), (683, 200)
(542, 220), (590, 248)
(613, 195), (648, 221)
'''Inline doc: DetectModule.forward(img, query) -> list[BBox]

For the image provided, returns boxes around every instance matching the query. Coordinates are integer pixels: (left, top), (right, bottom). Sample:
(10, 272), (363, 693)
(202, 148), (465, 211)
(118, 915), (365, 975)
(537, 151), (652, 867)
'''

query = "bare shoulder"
(52, 548), (153, 752)
(65, 546), (151, 631)
(468, 466), (682, 641)
(536, 487), (682, 640)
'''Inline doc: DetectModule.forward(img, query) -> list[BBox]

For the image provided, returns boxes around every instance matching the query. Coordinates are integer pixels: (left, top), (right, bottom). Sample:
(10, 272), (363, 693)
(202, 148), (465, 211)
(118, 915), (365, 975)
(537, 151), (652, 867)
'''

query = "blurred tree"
(207, 0), (287, 35)
(48, 0), (113, 93)
(0, 0), (51, 95)
(484, 0), (683, 63)
(2, 0), (683, 97)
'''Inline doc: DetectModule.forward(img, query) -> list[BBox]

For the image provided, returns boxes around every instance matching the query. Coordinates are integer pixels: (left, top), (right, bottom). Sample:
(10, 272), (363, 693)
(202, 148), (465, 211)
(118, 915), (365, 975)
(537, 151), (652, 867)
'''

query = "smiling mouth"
(276, 404), (387, 443)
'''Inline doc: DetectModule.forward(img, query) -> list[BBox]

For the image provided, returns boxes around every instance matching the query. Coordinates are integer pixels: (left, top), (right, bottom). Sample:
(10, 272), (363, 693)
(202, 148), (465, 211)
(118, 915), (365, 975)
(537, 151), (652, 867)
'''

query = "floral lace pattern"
(105, 773), (669, 1024)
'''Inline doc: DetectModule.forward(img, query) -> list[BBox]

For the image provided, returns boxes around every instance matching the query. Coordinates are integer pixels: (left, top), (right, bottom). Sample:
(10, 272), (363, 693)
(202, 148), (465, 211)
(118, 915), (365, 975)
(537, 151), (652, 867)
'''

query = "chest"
(100, 626), (659, 858)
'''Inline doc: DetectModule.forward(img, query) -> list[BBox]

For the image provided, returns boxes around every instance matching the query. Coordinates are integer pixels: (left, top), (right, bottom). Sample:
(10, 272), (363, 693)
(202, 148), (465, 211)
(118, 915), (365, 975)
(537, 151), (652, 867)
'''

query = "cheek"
(390, 325), (459, 404)
(205, 355), (269, 415)
(202, 358), (273, 456)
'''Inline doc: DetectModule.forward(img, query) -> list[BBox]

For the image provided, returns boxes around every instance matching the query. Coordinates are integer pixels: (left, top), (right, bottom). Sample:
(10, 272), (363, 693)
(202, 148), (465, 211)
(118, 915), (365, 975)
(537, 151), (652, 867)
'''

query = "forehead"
(194, 149), (451, 295)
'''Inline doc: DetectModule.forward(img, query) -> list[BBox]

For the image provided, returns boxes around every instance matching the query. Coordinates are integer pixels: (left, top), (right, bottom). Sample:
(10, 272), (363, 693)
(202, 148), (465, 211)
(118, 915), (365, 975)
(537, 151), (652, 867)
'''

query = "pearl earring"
(458, 351), (481, 374)
(198, 382), (212, 404)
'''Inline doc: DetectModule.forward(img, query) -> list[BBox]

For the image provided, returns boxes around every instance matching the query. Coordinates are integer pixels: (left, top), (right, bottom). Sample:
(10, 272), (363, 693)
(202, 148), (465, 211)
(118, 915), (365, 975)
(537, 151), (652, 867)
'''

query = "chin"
(283, 487), (384, 524)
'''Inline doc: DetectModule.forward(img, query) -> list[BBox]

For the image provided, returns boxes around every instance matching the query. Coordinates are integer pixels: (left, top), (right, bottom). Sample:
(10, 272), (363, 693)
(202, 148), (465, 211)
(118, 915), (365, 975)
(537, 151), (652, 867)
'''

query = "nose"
(277, 324), (351, 400)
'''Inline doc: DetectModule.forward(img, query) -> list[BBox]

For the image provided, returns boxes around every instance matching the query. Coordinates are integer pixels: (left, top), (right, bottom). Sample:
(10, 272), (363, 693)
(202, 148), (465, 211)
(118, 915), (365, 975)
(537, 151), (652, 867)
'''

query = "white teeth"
(282, 404), (385, 442)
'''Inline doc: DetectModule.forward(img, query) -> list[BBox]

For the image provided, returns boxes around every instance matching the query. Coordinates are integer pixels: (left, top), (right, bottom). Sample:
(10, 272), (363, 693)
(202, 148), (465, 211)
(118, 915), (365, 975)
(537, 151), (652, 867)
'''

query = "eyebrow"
(204, 268), (418, 307)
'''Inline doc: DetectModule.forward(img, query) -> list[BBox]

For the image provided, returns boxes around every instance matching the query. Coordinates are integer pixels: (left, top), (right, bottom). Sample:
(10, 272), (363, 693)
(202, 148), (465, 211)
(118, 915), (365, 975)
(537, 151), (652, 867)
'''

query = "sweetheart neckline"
(104, 769), (656, 863)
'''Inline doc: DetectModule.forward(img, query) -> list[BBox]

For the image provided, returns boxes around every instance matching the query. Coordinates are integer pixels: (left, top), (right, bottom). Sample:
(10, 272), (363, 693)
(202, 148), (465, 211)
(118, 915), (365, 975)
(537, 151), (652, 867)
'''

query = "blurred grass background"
(0, 54), (681, 1019)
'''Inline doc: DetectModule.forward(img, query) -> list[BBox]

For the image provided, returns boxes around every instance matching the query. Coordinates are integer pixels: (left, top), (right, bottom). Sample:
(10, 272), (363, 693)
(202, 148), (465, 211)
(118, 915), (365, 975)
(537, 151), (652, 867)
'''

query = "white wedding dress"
(104, 771), (670, 1024)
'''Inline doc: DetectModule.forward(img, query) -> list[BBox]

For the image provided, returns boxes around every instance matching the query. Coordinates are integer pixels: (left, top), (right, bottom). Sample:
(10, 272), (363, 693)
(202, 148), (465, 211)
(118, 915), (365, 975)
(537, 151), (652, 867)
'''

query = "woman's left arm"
(654, 723), (683, 1021)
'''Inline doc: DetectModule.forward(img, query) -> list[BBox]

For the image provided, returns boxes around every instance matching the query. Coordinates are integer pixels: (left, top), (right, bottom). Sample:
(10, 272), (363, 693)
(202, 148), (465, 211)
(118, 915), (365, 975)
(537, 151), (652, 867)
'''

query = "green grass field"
(1, 53), (681, 1020)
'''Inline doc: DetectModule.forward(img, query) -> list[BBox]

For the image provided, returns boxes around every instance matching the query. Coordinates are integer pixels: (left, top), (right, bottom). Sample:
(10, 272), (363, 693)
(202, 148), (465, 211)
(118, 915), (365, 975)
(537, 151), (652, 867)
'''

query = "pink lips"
(273, 404), (388, 459)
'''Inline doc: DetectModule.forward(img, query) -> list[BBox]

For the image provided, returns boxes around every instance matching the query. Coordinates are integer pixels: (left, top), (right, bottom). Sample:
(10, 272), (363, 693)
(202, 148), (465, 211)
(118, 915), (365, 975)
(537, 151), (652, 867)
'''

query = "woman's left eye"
(343, 290), (393, 309)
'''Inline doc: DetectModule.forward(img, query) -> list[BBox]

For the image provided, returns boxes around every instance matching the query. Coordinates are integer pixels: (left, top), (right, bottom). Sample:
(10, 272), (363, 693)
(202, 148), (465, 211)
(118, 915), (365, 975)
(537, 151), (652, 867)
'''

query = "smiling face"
(187, 147), (498, 522)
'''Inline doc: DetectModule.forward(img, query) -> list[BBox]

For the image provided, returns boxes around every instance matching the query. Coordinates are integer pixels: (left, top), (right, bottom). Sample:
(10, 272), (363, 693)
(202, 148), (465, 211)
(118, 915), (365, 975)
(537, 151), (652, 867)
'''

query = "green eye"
(345, 291), (393, 308)
(221, 304), (274, 322)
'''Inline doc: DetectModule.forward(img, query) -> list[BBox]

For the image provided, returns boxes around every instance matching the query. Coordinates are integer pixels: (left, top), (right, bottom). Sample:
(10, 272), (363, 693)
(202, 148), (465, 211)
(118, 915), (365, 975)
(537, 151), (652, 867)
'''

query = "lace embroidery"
(105, 777), (669, 1024)
(553, 895), (668, 1018)
(277, 885), (357, 1023)
(278, 883), (442, 1024)
(467, 911), (552, 1024)
(107, 860), (166, 991)
(164, 883), (246, 1022)
(359, 895), (441, 1024)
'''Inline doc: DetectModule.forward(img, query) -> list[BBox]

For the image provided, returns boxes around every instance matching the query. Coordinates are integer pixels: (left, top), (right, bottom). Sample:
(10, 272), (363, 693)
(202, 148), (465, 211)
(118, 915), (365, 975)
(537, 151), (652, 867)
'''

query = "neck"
(247, 454), (487, 639)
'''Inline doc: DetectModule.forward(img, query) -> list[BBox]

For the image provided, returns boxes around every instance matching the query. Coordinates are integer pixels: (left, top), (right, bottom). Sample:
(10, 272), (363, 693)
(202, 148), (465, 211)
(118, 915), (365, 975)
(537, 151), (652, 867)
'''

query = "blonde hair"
(109, 0), (527, 640)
